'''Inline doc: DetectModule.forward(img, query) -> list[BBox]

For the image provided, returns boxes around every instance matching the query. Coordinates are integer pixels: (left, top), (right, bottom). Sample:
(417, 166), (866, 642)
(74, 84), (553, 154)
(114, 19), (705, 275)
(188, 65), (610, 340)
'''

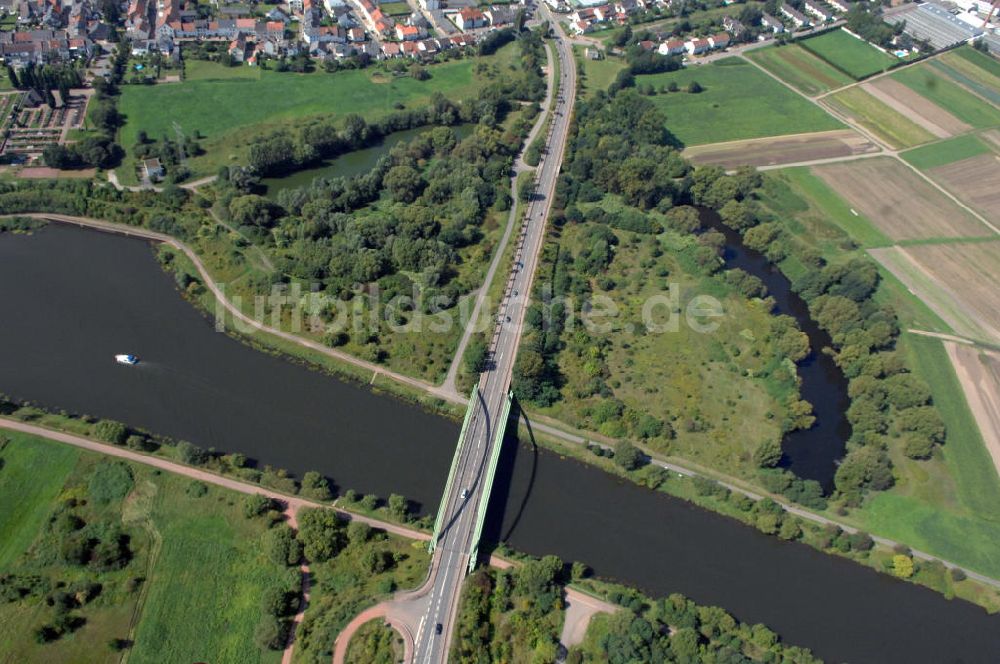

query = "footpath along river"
(1, 224), (999, 663)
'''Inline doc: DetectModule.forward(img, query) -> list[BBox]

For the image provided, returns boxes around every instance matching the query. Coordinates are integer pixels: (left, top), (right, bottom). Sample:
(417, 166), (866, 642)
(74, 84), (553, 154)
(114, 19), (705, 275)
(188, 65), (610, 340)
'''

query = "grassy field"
(0, 435), (80, 568)
(825, 86), (936, 148)
(860, 333), (1000, 579)
(118, 48), (514, 177)
(344, 619), (403, 664)
(892, 65), (1000, 129)
(379, 0), (411, 15)
(799, 29), (897, 79)
(746, 44), (854, 95)
(638, 58), (842, 146)
(900, 133), (993, 170)
(0, 433), (289, 664)
(934, 46), (1000, 107)
(576, 48), (627, 98)
(128, 489), (289, 664)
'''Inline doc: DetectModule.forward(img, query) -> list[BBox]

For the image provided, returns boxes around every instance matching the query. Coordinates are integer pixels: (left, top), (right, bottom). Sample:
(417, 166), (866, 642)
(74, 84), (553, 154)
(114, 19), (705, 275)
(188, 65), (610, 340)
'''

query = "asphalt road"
(411, 14), (577, 663)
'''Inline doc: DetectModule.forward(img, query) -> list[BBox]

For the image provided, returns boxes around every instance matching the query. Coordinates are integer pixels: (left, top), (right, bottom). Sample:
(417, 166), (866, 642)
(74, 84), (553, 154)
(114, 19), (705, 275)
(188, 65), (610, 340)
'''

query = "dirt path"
(945, 342), (1000, 481)
(0, 417), (430, 542)
(332, 605), (414, 664)
(560, 587), (617, 650)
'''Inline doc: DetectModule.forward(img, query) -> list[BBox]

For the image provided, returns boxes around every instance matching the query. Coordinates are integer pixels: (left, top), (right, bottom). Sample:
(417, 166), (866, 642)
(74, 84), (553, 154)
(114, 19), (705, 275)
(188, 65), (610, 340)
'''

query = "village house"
(722, 16), (746, 40)
(803, 0), (834, 22)
(708, 32), (730, 49)
(685, 37), (709, 54)
(395, 23), (422, 40)
(455, 7), (485, 30)
(780, 3), (810, 27)
(657, 38), (685, 56)
(827, 0), (854, 12)
(760, 12), (785, 33)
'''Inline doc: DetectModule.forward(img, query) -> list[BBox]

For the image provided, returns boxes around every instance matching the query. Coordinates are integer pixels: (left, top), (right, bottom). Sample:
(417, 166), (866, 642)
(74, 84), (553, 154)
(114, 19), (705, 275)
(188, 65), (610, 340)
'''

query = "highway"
(411, 11), (577, 663)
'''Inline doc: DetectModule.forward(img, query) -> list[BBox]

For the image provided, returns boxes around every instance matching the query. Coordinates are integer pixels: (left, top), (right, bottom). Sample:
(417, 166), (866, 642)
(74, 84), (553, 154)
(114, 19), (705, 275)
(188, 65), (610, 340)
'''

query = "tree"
(243, 494), (275, 519)
(753, 439), (783, 468)
(464, 337), (489, 375)
(296, 507), (346, 562)
(892, 554), (914, 578)
(176, 441), (208, 465)
(253, 615), (286, 650)
(300, 471), (332, 501)
(687, 80), (703, 94)
(263, 525), (302, 566)
(94, 420), (128, 445)
(387, 494), (409, 521)
(614, 441), (644, 471)
(229, 195), (276, 228)
(517, 175), (535, 202)
(383, 165), (424, 203)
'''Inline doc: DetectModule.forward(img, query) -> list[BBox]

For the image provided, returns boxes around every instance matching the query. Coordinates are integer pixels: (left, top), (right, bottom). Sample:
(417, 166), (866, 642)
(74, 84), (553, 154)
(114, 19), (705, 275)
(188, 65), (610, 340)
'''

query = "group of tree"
(691, 165), (946, 504)
(43, 41), (129, 170)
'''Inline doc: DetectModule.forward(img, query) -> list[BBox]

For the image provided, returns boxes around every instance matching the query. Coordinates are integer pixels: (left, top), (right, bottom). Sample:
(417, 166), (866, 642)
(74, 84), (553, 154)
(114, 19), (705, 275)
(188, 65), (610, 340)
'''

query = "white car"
(460, 488), (469, 499)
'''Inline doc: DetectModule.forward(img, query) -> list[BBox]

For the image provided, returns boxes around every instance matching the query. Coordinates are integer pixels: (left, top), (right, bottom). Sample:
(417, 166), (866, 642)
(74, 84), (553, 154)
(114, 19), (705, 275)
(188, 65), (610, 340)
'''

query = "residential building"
(657, 38), (685, 55)
(803, 0), (834, 22)
(760, 12), (785, 33)
(780, 3), (810, 27)
(685, 37), (709, 54)
(709, 32), (730, 48)
(455, 7), (485, 30)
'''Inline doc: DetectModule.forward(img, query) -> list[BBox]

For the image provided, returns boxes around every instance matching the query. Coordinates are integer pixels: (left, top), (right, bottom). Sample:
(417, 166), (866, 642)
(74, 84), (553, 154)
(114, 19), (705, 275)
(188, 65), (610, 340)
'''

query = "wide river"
(2, 224), (999, 663)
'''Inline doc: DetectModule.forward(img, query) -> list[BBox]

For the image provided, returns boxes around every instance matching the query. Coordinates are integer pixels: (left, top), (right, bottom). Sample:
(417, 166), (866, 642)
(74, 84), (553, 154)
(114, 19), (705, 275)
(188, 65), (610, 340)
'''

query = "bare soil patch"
(929, 153), (1000, 222)
(865, 78), (970, 138)
(870, 241), (1000, 343)
(684, 130), (878, 169)
(16, 166), (96, 179)
(815, 158), (989, 240)
(946, 341), (1000, 482)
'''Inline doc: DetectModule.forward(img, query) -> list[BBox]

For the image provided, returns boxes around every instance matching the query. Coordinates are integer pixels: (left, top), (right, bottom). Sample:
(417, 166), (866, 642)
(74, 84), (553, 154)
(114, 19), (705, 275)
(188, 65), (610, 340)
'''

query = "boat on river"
(115, 354), (139, 365)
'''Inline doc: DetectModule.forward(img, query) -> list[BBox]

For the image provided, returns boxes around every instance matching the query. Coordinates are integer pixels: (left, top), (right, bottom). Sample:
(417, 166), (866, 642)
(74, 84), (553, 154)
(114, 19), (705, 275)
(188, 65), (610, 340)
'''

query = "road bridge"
(410, 10), (578, 662)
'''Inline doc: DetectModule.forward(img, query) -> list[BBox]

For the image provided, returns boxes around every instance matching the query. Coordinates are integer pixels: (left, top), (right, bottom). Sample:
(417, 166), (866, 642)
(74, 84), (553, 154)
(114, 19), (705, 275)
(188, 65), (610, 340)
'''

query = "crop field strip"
(812, 157), (992, 241)
(823, 86), (936, 149)
(798, 29), (897, 80)
(682, 129), (879, 169)
(864, 77), (970, 138)
(869, 241), (1000, 345)
(745, 44), (853, 96)
(892, 64), (1000, 129)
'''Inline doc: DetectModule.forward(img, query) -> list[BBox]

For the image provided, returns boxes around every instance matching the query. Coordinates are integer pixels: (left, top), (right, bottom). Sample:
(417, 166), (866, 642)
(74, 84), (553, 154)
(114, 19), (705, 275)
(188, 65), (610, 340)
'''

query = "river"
(1, 224), (999, 663)
(702, 208), (851, 490)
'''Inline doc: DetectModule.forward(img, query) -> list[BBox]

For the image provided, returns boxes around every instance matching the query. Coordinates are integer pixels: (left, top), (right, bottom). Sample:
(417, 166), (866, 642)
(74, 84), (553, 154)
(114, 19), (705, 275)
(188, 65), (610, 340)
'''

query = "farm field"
(863, 78), (969, 138)
(945, 342), (1000, 483)
(118, 48), (515, 177)
(798, 29), (897, 79)
(892, 64), (1000, 129)
(926, 153), (1000, 221)
(746, 43), (854, 95)
(637, 58), (842, 146)
(682, 129), (878, 169)
(900, 133), (993, 170)
(824, 86), (935, 148)
(763, 166), (893, 249)
(812, 157), (990, 240)
(930, 57), (1000, 108)
(869, 240), (1000, 344)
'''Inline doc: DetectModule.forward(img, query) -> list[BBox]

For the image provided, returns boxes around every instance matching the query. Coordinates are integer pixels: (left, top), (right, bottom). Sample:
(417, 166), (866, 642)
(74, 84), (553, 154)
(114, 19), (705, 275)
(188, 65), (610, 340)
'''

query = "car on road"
(460, 488), (469, 499)
(435, 623), (443, 635)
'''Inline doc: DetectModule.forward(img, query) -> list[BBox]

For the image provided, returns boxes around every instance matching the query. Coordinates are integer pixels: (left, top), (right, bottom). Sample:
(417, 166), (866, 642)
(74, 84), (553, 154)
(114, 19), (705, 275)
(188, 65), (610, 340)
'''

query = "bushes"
(93, 419), (128, 445)
(87, 461), (134, 505)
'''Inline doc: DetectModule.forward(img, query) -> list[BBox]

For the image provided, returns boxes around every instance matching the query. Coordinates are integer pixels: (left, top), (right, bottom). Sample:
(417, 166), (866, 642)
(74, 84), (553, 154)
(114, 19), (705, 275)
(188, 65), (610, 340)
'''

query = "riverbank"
(7, 214), (1000, 603)
(4, 220), (1000, 662)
